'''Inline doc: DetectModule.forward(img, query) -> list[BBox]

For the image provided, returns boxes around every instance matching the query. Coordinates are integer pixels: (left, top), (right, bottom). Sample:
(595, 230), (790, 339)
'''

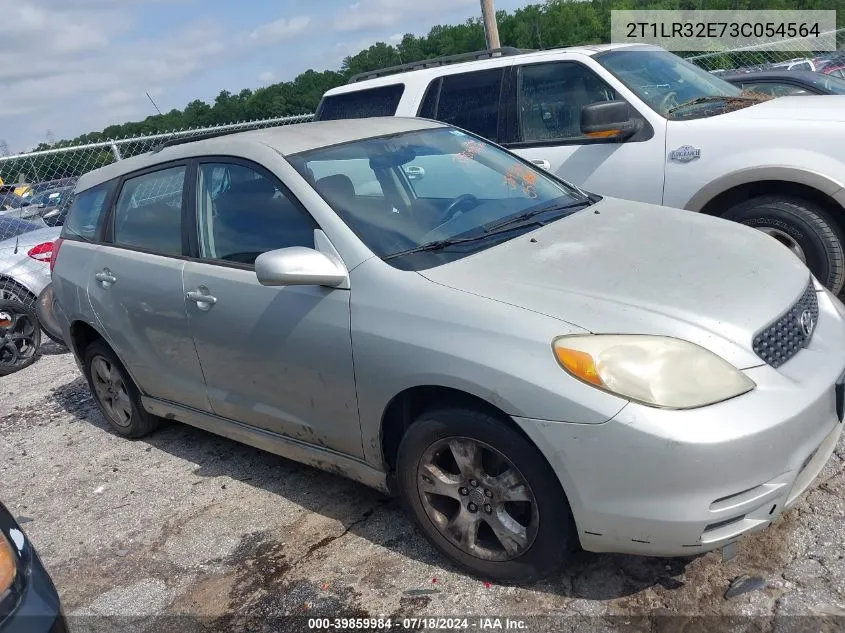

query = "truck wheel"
(723, 196), (845, 293)
(396, 407), (576, 583)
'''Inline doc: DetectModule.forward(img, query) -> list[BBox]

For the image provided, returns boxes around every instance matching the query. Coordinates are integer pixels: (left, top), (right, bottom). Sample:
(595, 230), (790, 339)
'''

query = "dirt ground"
(2, 344), (845, 632)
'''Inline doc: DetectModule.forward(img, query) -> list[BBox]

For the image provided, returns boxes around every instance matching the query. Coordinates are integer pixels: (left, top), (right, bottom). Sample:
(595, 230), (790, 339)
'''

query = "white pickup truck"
(317, 44), (845, 293)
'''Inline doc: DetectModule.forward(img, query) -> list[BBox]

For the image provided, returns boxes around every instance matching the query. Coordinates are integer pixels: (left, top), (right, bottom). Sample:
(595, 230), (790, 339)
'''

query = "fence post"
(110, 143), (122, 161)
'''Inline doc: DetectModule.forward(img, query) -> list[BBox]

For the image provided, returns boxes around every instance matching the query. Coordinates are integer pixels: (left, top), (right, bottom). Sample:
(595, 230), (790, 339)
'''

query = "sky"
(0, 0), (533, 153)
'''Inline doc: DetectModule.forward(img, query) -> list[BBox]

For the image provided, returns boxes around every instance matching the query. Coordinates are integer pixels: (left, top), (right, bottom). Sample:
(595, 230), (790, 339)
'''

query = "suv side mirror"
(581, 101), (638, 141)
(255, 247), (348, 288)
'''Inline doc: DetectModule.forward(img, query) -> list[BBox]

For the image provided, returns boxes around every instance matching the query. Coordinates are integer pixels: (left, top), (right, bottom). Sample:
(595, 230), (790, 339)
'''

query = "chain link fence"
(0, 114), (312, 370)
(685, 27), (845, 74)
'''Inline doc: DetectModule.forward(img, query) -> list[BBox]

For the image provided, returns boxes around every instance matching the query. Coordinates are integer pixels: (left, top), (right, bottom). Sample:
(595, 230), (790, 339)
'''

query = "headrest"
(315, 174), (355, 201)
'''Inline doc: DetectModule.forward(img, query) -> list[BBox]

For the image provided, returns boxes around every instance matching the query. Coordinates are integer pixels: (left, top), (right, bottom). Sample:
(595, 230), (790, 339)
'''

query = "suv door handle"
(94, 269), (117, 287)
(186, 289), (217, 310)
(530, 159), (551, 170)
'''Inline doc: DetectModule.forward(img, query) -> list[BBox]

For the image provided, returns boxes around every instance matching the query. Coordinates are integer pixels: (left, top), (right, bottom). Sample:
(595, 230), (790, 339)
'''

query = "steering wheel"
(442, 194), (480, 224)
(660, 91), (679, 114)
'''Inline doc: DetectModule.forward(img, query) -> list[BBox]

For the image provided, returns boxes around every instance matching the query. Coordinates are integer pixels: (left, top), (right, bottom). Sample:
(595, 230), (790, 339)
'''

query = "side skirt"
(141, 396), (390, 494)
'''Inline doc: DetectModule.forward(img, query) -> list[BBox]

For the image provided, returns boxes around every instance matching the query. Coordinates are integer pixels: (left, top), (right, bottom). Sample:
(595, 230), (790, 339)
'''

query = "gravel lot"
(2, 345), (845, 632)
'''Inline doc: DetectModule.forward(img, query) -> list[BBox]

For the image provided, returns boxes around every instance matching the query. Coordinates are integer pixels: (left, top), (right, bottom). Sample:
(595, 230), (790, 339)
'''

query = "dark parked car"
(0, 194), (23, 212)
(0, 503), (66, 632)
(722, 70), (845, 97)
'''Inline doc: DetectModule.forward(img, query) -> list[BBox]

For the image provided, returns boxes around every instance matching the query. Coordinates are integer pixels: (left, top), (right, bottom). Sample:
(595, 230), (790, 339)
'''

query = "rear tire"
(396, 407), (575, 583)
(83, 340), (159, 438)
(722, 196), (845, 293)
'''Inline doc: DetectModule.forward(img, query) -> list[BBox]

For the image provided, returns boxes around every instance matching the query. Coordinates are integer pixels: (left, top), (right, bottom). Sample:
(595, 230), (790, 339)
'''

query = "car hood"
(722, 95), (845, 122)
(419, 198), (811, 369)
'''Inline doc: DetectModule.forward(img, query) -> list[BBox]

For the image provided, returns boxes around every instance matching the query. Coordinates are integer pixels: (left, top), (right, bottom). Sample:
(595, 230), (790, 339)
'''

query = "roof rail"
(348, 47), (529, 83)
(150, 128), (250, 154)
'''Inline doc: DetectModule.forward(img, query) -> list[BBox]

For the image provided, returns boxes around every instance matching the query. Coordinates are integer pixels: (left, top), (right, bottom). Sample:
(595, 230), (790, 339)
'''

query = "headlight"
(552, 335), (755, 409)
(0, 532), (16, 595)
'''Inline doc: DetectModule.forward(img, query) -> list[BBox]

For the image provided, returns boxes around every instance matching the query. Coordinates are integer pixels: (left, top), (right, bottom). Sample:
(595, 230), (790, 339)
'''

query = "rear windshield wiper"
(382, 199), (593, 262)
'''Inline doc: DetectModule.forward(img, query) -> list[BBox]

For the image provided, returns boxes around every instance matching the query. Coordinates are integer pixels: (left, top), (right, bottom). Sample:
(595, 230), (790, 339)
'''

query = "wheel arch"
(0, 275), (38, 302)
(379, 385), (539, 475)
(685, 167), (845, 227)
(68, 319), (107, 361)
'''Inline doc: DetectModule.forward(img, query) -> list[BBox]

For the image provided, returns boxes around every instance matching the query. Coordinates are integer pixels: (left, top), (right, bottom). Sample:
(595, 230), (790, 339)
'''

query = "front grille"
(752, 280), (818, 368)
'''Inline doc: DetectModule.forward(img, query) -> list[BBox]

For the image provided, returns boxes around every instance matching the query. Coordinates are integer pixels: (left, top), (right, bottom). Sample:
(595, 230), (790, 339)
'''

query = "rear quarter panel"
(52, 240), (103, 355)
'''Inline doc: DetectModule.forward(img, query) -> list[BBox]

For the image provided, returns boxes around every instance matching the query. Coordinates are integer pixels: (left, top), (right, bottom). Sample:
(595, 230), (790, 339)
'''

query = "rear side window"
(418, 69), (504, 141)
(61, 181), (115, 242)
(315, 84), (405, 121)
(113, 166), (185, 256)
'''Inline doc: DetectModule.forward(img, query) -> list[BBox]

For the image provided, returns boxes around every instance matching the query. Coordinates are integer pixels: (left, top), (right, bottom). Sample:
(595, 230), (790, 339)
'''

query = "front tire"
(396, 407), (575, 583)
(83, 340), (159, 438)
(722, 196), (845, 293)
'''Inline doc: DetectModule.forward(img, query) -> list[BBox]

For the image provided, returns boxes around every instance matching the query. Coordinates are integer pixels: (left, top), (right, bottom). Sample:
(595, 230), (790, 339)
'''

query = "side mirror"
(255, 247), (348, 288)
(581, 101), (638, 141)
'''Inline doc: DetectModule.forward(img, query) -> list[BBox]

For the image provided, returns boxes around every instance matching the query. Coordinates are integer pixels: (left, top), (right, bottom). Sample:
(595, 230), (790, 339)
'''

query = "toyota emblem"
(799, 310), (816, 338)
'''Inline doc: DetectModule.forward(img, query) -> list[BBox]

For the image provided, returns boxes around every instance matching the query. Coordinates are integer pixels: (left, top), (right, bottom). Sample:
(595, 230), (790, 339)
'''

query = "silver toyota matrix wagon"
(50, 117), (845, 582)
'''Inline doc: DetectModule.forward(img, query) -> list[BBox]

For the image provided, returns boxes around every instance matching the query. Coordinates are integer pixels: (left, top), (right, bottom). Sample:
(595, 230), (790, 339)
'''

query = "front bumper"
(515, 288), (845, 557)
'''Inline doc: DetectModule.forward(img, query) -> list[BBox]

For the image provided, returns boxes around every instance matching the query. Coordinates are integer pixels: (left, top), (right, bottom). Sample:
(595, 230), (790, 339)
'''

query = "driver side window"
(196, 162), (316, 265)
(518, 62), (618, 143)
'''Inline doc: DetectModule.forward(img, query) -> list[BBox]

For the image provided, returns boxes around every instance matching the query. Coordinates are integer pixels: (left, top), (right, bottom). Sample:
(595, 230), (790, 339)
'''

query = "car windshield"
(288, 127), (591, 270)
(596, 49), (767, 119)
(0, 217), (41, 242)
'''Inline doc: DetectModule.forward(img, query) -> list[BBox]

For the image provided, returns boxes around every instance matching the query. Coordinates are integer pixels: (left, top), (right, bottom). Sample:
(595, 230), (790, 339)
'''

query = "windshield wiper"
(382, 199), (593, 262)
(482, 199), (593, 234)
(667, 95), (761, 116)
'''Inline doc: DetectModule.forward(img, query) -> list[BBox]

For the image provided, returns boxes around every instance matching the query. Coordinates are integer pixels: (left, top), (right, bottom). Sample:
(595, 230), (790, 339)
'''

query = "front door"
(183, 159), (362, 458)
(504, 60), (667, 204)
(87, 163), (210, 411)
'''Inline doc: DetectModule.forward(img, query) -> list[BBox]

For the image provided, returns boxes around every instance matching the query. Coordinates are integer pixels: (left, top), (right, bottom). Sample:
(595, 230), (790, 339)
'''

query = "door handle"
(186, 289), (217, 310)
(94, 269), (117, 287)
(530, 159), (551, 170)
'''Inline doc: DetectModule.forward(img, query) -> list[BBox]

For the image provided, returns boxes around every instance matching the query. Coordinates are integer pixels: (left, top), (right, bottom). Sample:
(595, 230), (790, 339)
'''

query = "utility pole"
(480, 0), (501, 50)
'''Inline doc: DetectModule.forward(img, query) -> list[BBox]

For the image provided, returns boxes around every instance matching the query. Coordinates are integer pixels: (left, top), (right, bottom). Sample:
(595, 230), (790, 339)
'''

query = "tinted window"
(61, 181), (115, 242)
(316, 84), (405, 121)
(519, 62), (618, 142)
(0, 193), (22, 210)
(197, 162), (316, 265)
(418, 79), (441, 119)
(433, 69), (503, 141)
(113, 166), (185, 255)
(0, 217), (40, 243)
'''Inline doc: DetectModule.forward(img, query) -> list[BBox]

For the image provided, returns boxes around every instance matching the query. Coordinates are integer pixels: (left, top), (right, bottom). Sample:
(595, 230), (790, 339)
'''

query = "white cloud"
(249, 15), (311, 45)
(333, 0), (477, 33)
(257, 71), (275, 83)
(388, 32), (403, 44)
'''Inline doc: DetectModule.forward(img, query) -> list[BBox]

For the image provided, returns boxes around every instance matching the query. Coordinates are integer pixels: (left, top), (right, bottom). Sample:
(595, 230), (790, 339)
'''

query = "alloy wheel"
(416, 437), (539, 562)
(91, 355), (132, 428)
(757, 226), (807, 263)
(0, 308), (38, 371)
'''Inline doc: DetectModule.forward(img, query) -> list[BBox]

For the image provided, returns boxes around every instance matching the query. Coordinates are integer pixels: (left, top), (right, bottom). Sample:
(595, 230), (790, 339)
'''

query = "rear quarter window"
(315, 84), (405, 121)
(61, 181), (115, 242)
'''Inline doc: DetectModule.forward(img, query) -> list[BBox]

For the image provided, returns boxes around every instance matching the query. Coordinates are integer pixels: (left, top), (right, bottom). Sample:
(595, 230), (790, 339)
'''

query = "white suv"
(318, 44), (845, 293)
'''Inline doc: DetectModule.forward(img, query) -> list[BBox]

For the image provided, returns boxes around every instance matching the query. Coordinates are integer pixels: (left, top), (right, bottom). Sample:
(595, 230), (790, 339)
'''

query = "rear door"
(87, 162), (210, 411)
(182, 158), (362, 457)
